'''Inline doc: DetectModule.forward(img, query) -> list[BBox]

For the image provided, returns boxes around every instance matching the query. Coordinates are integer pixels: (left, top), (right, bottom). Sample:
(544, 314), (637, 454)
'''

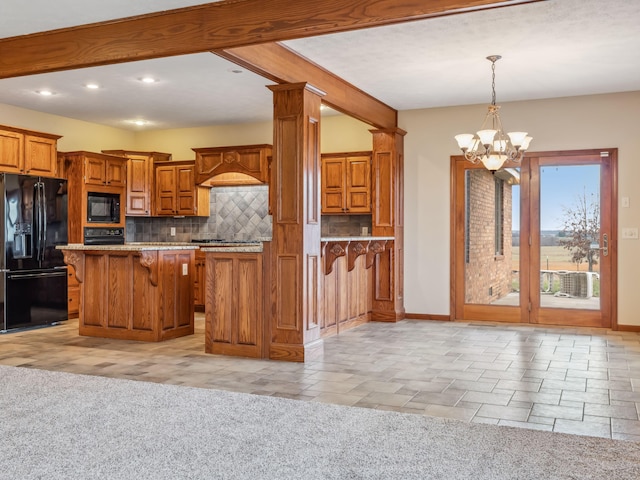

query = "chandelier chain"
(491, 60), (497, 106)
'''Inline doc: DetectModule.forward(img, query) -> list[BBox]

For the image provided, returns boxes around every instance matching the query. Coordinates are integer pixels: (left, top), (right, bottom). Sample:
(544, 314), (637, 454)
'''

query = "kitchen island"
(60, 244), (197, 342)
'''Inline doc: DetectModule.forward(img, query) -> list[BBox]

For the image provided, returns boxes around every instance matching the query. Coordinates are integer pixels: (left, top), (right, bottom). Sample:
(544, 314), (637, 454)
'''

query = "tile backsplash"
(321, 214), (372, 237)
(126, 185), (272, 242)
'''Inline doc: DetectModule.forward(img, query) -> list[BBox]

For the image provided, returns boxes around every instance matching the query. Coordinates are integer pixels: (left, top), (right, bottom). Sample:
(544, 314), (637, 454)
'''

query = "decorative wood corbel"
(323, 241), (349, 275)
(366, 240), (387, 269)
(139, 251), (159, 286)
(347, 240), (369, 272)
(62, 250), (84, 283)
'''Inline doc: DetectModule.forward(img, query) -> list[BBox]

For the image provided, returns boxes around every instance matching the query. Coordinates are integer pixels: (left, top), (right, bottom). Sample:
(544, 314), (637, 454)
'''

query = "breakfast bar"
(60, 244), (197, 342)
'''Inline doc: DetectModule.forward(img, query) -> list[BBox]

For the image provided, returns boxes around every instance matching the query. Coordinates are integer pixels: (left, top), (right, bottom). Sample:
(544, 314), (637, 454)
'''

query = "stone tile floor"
(2, 314), (640, 441)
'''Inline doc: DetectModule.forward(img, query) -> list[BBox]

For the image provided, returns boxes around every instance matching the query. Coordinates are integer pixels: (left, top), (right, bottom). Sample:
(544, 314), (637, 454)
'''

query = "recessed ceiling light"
(132, 120), (148, 126)
(85, 83), (100, 89)
(36, 90), (54, 96)
(139, 77), (157, 84)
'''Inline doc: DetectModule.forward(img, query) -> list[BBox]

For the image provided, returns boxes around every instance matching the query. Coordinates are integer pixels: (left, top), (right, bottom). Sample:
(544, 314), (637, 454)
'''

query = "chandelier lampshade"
(455, 55), (532, 171)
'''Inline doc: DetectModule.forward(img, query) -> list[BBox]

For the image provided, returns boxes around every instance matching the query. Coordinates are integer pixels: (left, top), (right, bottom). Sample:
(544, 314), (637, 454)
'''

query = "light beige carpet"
(1, 365), (639, 479)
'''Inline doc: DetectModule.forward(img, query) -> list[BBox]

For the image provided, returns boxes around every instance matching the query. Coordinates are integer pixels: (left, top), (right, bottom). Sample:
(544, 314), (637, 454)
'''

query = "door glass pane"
(539, 165), (600, 310)
(464, 168), (520, 306)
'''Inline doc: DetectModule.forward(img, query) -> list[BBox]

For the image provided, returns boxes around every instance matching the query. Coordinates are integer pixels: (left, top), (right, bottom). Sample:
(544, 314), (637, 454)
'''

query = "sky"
(512, 164), (600, 232)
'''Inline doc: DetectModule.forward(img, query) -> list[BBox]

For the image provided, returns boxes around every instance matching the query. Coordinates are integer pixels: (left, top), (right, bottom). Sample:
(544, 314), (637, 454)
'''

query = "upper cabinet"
(84, 155), (126, 187)
(102, 150), (171, 216)
(321, 151), (372, 214)
(154, 160), (210, 217)
(193, 144), (272, 186)
(0, 125), (61, 177)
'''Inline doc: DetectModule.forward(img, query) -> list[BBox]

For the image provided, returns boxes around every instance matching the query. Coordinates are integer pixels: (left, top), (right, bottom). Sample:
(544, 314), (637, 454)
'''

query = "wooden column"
(370, 128), (406, 322)
(268, 82), (324, 362)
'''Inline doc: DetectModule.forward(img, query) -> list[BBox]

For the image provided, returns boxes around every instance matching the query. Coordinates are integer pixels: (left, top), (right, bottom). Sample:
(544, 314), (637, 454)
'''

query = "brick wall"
(465, 169), (514, 304)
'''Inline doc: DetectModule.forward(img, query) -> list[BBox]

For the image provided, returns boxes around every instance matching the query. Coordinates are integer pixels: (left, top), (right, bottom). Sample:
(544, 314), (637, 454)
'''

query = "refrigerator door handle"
(39, 181), (47, 262)
(7, 271), (67, 280)
(34, 180), (45, 262)
(33, 181), (41, 262)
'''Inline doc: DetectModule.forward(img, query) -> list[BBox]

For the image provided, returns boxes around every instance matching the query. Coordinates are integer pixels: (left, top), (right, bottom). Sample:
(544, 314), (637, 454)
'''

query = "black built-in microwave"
(87, 191), (121, 223)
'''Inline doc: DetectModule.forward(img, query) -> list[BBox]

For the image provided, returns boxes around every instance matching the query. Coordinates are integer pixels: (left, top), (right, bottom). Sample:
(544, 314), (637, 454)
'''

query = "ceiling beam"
(216, 44), (397, 129)
(0, 0), (544, 79)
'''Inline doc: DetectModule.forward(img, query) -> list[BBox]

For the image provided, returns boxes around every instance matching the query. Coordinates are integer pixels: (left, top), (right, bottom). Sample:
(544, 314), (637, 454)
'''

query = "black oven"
(87, 191), (121, 223)
(84, 227), (125, 245)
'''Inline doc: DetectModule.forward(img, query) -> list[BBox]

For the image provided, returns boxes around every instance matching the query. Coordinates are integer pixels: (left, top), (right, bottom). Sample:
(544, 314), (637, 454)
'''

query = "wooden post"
(268, 82), (325, 361)
(370, 128), (406, 322)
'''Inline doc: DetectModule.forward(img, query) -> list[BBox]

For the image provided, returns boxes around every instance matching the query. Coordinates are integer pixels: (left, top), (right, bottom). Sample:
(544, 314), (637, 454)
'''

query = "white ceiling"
(0, 0), (638, 131)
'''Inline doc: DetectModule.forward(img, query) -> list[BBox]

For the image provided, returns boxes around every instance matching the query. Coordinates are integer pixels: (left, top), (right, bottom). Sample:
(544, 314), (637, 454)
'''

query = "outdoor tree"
(559, 189), (600, 271)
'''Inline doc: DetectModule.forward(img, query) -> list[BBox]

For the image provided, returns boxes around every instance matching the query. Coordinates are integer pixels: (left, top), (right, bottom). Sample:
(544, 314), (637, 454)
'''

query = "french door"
(451, 149), (617, 328)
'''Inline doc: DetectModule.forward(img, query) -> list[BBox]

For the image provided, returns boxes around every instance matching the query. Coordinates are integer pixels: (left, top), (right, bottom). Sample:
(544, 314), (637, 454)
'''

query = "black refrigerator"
(0, 174), (69, 332)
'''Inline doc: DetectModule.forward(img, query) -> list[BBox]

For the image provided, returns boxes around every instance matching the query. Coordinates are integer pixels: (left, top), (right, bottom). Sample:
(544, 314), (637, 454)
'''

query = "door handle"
(602, 233), (608, 257)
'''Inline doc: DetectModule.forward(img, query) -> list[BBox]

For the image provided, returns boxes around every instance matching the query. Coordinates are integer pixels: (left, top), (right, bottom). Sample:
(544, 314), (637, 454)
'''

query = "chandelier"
(454, 55), (532, 171)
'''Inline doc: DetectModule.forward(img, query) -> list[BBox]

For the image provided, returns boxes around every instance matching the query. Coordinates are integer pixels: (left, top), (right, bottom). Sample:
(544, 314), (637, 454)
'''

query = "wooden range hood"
(193, 144), (272, 187)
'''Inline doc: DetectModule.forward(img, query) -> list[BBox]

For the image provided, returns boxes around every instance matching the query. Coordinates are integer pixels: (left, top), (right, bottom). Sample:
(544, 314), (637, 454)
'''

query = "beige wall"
(0, 103), (135, 152)
(400, 91), (640, 326)
(2, 91), (639, 326)
(133, 113), (372, 158)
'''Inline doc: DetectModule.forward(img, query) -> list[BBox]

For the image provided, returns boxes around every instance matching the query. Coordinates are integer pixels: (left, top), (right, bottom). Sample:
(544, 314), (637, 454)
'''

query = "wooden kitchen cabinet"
(205, 251), (264, 358)
(154, 160), (210, 217)
(84, 154), (126, 187)
(321, 151), (372, 214)
(194, 249), (206, 310)
(63, 151), (127, 243)
(192, 144), (272, 186)
(0, 125), (61, 177)
(102, 150), (172, 216)
(67, 267), (80, 317)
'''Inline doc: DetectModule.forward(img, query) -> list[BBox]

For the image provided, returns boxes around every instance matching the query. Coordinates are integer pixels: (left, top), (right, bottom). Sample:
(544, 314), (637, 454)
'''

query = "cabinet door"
(176, 165), (196, 215)
(194, 251), (206, 307)
(68, 268), (80, 317)
(126, 155), (151, 215)
(105, 159), (126, 187)
(0, 130), (24, 173)
(321, 157), (346, 213)
(345, 155), (371, 213)
(206, 253), (263, 358)
(85, 157), (107, 185)
(24, 135), (57, 177)
(155, 166), (177, 215)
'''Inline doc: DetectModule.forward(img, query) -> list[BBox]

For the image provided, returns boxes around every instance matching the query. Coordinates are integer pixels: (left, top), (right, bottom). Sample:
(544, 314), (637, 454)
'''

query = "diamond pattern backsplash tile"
(126, 185), (272, 242)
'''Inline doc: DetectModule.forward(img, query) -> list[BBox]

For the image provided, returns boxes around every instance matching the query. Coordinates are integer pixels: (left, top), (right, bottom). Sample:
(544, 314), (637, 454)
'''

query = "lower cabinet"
(194, 250), (206, 311)
(67, 268), (80, 318)
(204, 252), (264, 358)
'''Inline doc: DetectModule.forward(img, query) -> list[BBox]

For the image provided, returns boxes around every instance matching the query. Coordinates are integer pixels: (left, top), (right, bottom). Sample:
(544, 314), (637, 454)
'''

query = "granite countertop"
(58, 243), (200, 251)
(200, 244), (263, 253)
(320, 236), (395, 242)
(58, 240), (268, 253)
